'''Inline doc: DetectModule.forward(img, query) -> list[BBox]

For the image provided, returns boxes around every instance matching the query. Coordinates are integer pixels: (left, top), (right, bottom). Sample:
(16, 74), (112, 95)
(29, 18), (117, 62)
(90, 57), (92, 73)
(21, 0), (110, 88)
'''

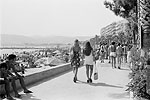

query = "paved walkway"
(14, 60), (130, 100)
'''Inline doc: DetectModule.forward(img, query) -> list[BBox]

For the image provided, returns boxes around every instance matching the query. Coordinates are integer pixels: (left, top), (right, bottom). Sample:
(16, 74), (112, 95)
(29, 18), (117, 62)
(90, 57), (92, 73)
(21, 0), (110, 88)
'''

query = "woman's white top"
(84, 51), (94, 66)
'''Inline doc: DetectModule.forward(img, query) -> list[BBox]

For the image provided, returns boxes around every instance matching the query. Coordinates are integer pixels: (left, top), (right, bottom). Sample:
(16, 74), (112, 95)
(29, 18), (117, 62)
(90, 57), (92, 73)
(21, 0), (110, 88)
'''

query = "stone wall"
(0, 61), (83, 94)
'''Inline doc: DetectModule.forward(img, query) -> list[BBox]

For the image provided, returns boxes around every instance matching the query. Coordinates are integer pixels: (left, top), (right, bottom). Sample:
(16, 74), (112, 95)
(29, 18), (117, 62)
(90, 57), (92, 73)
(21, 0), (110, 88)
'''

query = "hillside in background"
(0, 34), (92, 46)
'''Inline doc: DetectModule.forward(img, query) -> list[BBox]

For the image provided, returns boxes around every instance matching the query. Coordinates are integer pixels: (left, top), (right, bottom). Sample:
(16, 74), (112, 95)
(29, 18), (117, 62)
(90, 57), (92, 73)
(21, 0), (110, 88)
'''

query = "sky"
(1, 0), (123, 37)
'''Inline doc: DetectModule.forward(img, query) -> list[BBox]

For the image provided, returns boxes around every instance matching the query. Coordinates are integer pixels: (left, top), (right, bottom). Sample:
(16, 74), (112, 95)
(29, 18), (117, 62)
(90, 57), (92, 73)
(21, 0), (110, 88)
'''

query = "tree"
(138, 0), (150, 48)
(104, 0), (150, 99)
(104, 0), (137, 18)
(104, 0), (138, 43)
(138, 1), (150, 97)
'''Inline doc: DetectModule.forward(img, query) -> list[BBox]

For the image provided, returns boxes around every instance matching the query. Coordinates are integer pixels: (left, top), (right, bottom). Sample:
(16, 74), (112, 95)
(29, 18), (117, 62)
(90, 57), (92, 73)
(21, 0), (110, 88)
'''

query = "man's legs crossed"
(11, 76), (32, 98)
(11, 76), (21, 97)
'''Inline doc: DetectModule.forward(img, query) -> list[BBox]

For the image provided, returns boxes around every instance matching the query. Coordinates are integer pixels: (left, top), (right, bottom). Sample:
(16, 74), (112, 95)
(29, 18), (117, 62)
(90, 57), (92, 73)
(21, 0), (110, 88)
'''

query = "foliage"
(104, 0), (137, 19)
(104, 0), (150, 99)
(104, 0), (138, 43)
(126, 48), (150, 99)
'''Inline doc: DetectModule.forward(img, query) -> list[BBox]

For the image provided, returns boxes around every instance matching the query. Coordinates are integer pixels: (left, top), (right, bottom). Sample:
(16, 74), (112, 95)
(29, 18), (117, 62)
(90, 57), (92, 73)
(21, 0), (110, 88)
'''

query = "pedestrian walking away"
(70, 39), (81, 83)
(83, 41), (95, 83)
(110, 42), (117, 68)
(108, 44), (112, 63)
(123, 44), (128, 63)
(100, 44), (105, 63)
(116, 43), (123, 69)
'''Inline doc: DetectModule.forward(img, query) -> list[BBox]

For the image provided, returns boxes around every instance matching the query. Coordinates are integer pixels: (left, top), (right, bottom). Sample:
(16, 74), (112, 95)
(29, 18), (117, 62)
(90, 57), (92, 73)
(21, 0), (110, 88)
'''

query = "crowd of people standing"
(70, 39), (133, 83)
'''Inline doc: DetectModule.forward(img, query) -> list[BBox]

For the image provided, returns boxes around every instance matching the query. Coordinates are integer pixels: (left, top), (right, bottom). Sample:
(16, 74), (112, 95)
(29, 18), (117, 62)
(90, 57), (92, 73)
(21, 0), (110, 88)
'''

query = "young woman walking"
(83, 41), (95, 83)
(70, 39), (81, 83)
(116, 43), (123, 69)
(123, 44), (128, 63)
(110, 42), (117, 68)
(100, 45), (105, 63)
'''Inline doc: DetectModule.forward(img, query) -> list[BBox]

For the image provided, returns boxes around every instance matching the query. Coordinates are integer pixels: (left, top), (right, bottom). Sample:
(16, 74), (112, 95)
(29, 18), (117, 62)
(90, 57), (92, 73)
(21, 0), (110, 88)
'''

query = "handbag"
(94, 62), (98, 80)
(95, 51), (100, 60)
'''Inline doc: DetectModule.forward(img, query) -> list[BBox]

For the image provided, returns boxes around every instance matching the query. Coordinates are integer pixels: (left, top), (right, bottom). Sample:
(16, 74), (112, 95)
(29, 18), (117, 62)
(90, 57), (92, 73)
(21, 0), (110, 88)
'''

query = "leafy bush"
(126, 48), (150, 99)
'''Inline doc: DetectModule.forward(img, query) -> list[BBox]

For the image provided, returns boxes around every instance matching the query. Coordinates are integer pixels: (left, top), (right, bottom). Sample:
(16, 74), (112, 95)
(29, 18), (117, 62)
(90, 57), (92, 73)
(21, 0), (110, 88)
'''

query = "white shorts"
(110, 52), (116, 57)
(84, 54), (94, 66)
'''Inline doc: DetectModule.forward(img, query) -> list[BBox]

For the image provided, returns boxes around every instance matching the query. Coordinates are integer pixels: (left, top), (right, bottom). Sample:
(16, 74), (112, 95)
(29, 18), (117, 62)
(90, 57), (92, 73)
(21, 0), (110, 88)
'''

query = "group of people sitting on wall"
(0, 54), (33, 100)
(0, 49), (70, 99)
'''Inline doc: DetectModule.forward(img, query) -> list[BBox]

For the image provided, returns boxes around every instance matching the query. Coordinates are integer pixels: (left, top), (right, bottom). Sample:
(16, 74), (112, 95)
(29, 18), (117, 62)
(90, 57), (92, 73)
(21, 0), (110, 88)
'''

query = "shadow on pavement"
(77, 80), (123, 88)
(90, 82), (123, 88)
(19, 94), (41, 100)
(108, 92), (130, 99)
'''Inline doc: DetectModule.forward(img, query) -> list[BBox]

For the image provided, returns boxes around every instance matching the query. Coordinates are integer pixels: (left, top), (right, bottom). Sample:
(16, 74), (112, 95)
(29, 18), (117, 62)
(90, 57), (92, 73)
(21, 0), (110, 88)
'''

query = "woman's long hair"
(83, 41), (93, 56)
(73, 39), (80, 52)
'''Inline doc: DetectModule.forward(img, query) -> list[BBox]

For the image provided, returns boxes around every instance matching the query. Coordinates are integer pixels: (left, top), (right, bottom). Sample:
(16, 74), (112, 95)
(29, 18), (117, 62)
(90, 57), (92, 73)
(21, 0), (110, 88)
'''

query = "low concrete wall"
(24, 63), (72, 87)
(0, 61), (84, 94)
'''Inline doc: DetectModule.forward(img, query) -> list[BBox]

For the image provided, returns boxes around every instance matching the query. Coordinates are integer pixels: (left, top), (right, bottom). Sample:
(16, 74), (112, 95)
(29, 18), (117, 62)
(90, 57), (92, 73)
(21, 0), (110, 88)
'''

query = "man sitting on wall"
(6, 54), (33, 98)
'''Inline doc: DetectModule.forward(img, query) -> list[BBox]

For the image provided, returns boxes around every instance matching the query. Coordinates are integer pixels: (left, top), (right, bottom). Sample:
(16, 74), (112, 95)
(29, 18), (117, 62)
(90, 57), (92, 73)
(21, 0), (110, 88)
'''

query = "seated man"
(6, 54), (33, 98)
(0, 63), (14, 100)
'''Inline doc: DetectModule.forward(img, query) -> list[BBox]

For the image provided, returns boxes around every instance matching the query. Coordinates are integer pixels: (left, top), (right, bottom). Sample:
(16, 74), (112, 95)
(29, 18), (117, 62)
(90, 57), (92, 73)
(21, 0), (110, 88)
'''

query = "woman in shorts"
(83, 41), (95, 83)
(109, 42), (116, 68)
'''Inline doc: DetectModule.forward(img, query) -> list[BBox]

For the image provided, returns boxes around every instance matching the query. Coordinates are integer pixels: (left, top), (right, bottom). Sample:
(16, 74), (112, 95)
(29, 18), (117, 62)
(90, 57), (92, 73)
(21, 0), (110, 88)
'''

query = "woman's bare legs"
(73, 66), (78, 83)
(86, 65), (90, 82)
(89, 65), (93, 83)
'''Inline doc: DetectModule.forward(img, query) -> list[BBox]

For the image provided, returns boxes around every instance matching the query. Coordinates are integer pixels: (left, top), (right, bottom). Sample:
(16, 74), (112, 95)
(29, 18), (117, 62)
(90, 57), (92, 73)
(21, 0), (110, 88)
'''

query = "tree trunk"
(139, 0), (150, 48)
(139, 0), (150, 94)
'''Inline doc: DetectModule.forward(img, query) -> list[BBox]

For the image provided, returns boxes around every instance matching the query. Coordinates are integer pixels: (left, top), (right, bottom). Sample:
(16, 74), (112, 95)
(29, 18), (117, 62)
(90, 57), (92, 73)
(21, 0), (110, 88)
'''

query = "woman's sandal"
(24, 90), (33, 93)
(89, 79), (92, 83)
(73, 77), (77, 83)
(87, 79), (89, 83)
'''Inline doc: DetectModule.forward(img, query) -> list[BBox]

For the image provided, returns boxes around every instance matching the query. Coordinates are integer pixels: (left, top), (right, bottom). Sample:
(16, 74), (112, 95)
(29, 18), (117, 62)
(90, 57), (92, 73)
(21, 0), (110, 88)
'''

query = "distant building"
(100, 20), (129, 37)
(101, 22), (117, 37)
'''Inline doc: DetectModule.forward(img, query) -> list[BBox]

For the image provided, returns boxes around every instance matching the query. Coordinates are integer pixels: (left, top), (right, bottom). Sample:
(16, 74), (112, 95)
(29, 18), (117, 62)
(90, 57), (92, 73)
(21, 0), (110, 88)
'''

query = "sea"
(0, 46), (46, 56)
(0, 44), (69, 56)
(1, 49), (38, 55)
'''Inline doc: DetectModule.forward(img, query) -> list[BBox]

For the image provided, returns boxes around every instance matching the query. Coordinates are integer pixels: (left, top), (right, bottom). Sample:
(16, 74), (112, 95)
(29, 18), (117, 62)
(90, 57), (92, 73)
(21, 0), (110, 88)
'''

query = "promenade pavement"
(12, 60), (130, 100)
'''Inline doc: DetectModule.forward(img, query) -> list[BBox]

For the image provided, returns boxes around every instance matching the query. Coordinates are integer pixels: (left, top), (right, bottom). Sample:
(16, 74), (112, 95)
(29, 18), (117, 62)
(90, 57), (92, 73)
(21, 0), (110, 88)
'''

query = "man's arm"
(7, 70), (15, 77)
(70, 47), (73, 53)
(9, 64), (21, 77)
